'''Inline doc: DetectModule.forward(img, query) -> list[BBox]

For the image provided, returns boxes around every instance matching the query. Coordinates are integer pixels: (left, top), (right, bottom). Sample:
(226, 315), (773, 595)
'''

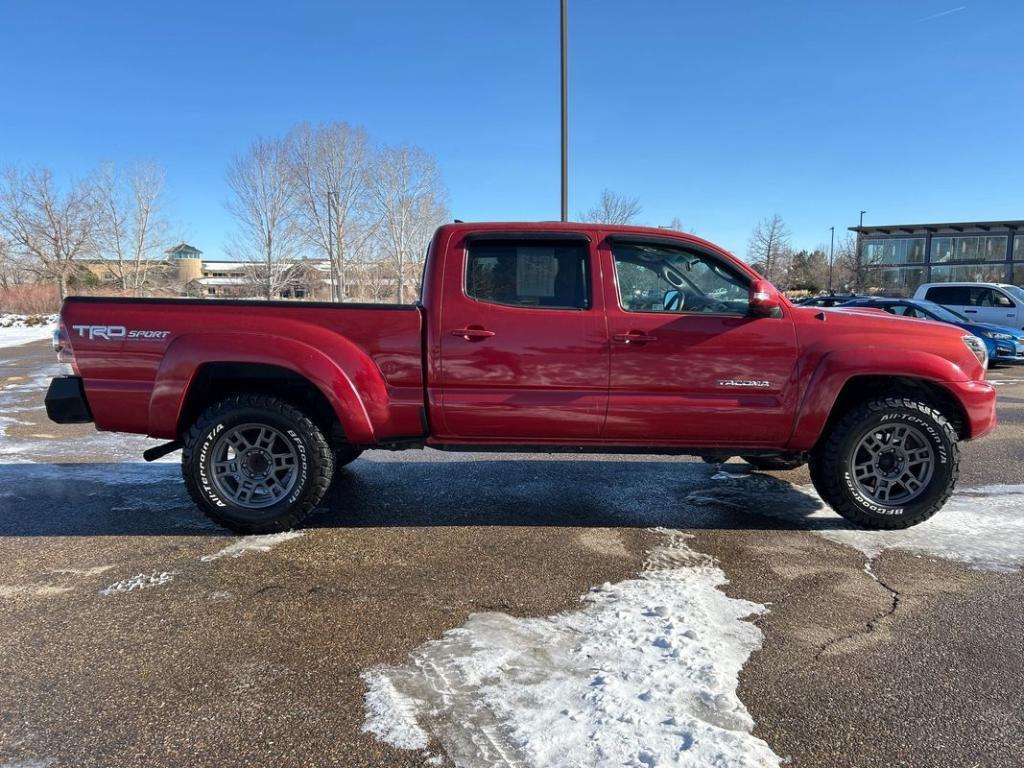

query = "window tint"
(611, 243), (750, 315)
(466, 241), (590, 309)
(964, 287), (1015, 307)
(992, 290), (1014, 307)
(925, 285), (970, 305)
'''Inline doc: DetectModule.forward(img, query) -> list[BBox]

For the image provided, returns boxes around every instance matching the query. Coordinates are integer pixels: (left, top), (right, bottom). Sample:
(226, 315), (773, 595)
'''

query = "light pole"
(856, 210), (866, 292)
(560, 0), (568, 222)
(828, 226), (835, 294)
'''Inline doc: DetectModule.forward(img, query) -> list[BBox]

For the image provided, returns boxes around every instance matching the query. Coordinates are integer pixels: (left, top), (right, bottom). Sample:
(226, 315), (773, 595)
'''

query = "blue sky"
(1, 1), (1022, 258)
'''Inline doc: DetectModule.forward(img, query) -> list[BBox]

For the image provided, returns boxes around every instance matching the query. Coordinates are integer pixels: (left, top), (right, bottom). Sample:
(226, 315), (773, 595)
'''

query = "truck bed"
(61, 296), (425, 441)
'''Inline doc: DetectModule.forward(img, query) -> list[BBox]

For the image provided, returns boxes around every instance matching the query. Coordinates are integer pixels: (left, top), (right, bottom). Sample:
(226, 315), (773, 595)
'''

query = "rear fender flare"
(148, 332), (384, 443)
(788, 348), (969, 450)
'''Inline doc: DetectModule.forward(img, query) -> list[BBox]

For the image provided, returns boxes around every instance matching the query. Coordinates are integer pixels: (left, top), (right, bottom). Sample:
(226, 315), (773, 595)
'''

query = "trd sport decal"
(72, 325), (170, 341)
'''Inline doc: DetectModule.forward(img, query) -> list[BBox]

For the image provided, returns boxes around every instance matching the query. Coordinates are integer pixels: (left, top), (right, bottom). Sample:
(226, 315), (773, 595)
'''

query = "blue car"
(839, 297), (1024, 367)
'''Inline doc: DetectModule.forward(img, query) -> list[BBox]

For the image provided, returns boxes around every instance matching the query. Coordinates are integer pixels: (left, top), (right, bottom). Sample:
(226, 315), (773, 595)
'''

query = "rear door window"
(465, 241), (590, 309)
(925, 285), (969, 305)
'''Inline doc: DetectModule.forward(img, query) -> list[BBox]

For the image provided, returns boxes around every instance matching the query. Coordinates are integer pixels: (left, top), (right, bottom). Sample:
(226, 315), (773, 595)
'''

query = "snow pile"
(807, 484), (1024, 572)
(691, 471), (1024, 572)
(361, 530), (780, 767)
(99, 571), (176, 596)
(200, 531), (305, 561)
(0, 314), (56, 349)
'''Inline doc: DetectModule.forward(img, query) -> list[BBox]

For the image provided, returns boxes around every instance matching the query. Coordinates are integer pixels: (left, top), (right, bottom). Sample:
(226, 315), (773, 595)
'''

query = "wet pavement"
(0, 339), (1022, 767)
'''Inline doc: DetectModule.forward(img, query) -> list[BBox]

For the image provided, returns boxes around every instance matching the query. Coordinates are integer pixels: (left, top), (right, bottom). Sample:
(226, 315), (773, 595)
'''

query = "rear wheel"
(182, 395), (334, 534)
(741, 454), (807, 471)
(809, 396), (959, 529)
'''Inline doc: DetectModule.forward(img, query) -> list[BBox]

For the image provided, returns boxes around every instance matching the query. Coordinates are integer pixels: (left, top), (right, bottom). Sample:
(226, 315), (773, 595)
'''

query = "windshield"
(916, 301), (968, 324)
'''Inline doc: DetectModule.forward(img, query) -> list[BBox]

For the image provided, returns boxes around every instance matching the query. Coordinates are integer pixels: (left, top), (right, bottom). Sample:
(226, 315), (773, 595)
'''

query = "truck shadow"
(0, 457), (850, 537)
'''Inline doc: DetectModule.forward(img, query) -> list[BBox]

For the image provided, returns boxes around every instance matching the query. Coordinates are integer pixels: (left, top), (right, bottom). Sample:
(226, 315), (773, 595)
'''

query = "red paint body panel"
(62, 299), (423, 441)
(60, 221), (996, 452)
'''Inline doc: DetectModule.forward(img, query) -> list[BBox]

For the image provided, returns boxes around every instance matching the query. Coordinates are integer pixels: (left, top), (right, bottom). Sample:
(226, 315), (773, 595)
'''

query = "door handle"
(612, 331), (657, 344)
(451, 327), (496, 341)
(963, 309), (977, 314)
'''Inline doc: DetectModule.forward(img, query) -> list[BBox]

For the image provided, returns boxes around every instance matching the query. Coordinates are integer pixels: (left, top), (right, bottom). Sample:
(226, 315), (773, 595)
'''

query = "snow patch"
(805, 484), (1024, 572)
(711, 470), (749, 481)
(362, 671), (430, 750)
(361, 529), (780, 768)
(200, 531), (305, 562)
(0, 314), (56, 349)
(99, 571), (176, 596)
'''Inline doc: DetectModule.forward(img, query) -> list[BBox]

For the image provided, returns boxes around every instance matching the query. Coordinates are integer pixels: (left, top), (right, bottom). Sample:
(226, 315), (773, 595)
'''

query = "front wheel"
(182, 395), (335, 534)
(809, 397), (959, 529)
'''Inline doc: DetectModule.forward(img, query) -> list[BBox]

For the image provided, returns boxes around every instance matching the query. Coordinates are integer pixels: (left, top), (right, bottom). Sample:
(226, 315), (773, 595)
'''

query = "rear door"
(600, 236), (800, 445)
(924, 285), (971, 316)
(436, 232), (609, 439)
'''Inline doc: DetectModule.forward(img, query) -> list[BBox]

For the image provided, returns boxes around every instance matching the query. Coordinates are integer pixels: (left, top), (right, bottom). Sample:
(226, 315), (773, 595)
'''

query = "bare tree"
(746, 214), (791, 284)
(581, 189), (642, 224)
(287, 122), (374, 301)
(0, 235), (18, 290)
(368, 145), (449, 303)
(92, 162), (168, 294)
(225, 138), (305, 299)
(0, 167), (97, 300)
(831, 232), (860, 291)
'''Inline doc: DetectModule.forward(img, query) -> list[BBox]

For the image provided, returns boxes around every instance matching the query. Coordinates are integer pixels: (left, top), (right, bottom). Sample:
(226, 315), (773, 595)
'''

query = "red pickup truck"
(46, 222), (996, 533)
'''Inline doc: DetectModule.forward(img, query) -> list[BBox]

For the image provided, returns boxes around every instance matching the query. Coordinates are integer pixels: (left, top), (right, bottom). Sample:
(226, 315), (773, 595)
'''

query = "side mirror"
(748, 279), (782, 318)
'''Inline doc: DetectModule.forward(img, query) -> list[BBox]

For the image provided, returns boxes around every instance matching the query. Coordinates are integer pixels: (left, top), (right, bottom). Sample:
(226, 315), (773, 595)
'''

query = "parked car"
(45, 222), (996, 533)
(913, 282), (1024, 330)
(797, 294), (860, 307)
(839, 297), (1024, 367)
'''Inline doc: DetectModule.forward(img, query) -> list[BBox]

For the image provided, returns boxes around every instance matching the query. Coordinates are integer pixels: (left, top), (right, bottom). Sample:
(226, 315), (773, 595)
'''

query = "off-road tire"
(182, 395), (334, 534)
(809, 397), (959, 529)
(741, 455), (807, 471)
(335, 445), (363, 468)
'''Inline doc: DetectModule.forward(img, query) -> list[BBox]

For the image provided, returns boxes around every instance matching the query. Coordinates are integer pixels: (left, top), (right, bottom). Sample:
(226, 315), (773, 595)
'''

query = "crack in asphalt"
(813, 555), (901, 661)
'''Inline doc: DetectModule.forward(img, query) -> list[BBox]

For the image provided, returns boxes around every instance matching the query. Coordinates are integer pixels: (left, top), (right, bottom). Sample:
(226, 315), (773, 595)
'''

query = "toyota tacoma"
(45, 222), (997, 532)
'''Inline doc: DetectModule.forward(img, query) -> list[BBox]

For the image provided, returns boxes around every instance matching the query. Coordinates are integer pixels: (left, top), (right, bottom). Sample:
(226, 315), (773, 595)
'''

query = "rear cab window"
(465, 240), (590, 310)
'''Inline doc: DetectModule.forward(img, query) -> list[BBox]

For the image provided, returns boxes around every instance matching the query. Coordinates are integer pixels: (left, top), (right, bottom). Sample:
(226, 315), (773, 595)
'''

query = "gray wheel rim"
(209, 423), (300, 510)
(849, 422), (935, 506)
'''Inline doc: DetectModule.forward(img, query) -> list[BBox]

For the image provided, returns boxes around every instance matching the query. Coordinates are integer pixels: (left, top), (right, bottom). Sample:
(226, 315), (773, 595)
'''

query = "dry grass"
(0, 284), (180, 314)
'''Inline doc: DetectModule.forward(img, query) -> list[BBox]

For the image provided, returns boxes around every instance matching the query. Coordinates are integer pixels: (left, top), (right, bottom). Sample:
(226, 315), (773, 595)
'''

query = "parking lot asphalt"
(1, 340), (1022, 767)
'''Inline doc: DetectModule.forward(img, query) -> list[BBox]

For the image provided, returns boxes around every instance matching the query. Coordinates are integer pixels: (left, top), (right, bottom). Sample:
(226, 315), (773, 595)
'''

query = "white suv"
(913, 282), (1024, 330)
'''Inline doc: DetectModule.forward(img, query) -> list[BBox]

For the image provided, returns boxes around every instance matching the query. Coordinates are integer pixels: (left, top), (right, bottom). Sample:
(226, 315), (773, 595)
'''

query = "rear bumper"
(944, 379), (997, 440)
(45, 376), (93, 424)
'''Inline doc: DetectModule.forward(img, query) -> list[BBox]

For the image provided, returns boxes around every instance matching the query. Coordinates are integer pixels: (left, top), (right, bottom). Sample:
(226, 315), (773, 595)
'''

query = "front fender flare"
(787, 348), (971, 451)
(147, 332), (383, 443)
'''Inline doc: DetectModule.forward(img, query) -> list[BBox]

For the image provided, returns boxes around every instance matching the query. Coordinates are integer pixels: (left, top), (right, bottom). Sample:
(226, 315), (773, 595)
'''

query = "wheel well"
(822, 375), (969, 442)
(177, 363), (345, 445)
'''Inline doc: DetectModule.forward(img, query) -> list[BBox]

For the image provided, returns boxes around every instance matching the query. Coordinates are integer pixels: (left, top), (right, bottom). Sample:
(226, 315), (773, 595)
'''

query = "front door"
(968, 286), (1018, 327)
(601, 237), (800, 446)
(437, 233), (609, 439)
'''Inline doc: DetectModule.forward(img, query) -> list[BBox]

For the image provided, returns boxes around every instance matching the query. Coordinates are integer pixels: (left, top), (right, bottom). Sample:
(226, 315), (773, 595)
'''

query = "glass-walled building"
(850, 220), (1024, 295)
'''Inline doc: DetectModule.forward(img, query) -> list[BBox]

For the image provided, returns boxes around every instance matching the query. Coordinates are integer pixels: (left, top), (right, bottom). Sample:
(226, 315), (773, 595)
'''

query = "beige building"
(82, 242), (420, 302)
